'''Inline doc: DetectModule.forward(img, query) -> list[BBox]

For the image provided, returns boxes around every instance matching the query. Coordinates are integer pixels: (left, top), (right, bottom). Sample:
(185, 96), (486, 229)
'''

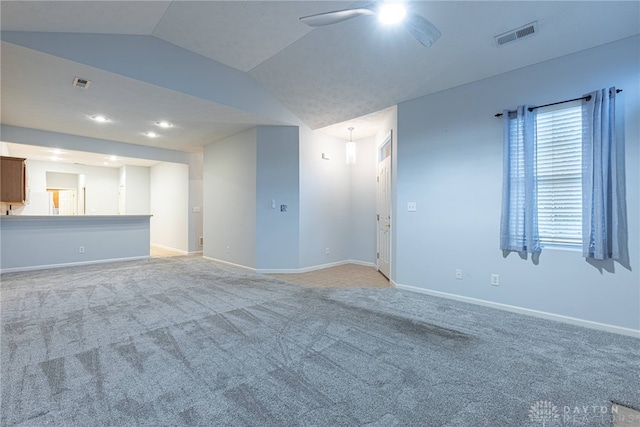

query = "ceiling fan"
(300, 1), (441, 48)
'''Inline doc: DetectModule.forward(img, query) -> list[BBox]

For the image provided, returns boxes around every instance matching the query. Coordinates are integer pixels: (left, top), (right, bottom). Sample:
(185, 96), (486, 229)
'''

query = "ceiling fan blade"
(300, 7), (375, 27)
(404, 12), (441, 48)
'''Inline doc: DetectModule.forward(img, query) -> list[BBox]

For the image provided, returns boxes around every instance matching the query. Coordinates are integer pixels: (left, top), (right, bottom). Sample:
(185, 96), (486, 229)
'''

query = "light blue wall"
(395, 36), (640, 330)
(122, 165), (151, 215)
(255, 126), (300, 270)
(204, 124), (380, 272)
(150, 162), (189, 252)
(203, 128), (258, 268)
(298, 127), (352, 268)
(349, 136), (378, 264)
(0, 215), (150, 272)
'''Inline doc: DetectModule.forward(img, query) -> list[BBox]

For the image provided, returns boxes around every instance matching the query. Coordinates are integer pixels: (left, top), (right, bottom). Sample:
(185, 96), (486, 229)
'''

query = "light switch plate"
(407, 202), (417, 212)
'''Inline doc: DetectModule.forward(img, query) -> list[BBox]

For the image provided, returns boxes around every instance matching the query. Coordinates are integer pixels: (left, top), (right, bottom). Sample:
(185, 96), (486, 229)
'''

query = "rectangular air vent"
(495, 21), (538, 47)
(72, 77), (91, 89)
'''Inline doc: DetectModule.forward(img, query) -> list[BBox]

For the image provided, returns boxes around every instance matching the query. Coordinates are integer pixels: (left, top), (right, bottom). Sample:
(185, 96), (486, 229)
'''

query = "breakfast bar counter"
(0, 215), (152, 272)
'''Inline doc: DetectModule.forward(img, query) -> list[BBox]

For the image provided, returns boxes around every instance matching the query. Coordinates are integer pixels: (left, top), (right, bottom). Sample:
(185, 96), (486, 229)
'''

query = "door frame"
(376, 131), (393, 279)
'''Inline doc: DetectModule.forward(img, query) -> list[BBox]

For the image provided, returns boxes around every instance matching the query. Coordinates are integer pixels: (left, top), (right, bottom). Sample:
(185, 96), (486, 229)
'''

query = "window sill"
(541, 244), (581, 252)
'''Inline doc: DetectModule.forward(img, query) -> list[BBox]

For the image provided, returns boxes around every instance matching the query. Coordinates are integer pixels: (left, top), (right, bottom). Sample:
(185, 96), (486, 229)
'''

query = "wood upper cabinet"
(1, 156), (27, 204)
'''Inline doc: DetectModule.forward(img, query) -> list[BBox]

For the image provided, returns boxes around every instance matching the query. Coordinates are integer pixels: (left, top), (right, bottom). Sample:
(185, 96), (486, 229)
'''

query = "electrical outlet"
(226, 246), (231, 254)
(325, 247), (330, 255)
(79, 246), (85, 254)
(455, 269), (463, 280)
(491, 274), (500, 286)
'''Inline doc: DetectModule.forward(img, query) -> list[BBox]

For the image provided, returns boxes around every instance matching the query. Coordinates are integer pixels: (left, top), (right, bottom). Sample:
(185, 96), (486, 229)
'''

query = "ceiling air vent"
(495, 21), (538, 47)
(72, 77), (91, 89)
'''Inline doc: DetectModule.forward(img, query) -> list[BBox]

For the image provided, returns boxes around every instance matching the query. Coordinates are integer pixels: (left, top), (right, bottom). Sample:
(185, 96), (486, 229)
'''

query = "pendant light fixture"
(346, 127), (356, 164)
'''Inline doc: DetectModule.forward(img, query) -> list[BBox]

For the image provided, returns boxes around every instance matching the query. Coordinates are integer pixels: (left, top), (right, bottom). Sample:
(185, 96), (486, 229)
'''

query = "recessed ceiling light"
(90, 115), (110, 123)
(51, 156), (60, 161)
(109, 155), (117, 161)
(144, 131), (159, 138)
(103, 161), (109, 165)
(51, 149), (63, 155)
(155, 121), (173, 128)
(378, 3), (406, 25)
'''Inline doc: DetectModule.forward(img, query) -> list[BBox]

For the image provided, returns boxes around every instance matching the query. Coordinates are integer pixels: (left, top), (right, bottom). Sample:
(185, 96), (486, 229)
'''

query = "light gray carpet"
(1, 257), (638, 426)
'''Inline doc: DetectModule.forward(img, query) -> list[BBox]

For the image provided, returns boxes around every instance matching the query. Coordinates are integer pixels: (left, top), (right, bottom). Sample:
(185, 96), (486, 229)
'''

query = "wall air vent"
(72, 77), (91, 89)
(495, 21), (538, 47)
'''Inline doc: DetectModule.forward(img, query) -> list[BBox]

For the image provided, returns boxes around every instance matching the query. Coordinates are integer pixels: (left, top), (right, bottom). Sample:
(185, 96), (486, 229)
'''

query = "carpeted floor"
(1, 257), (638, 426)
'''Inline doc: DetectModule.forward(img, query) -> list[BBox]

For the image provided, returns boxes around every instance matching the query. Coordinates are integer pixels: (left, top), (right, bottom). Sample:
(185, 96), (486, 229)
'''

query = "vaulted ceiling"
(1, 1), (639, 153)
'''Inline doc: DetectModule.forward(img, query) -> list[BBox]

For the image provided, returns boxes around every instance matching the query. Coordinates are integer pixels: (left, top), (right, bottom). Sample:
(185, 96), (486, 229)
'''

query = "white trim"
(150, 243), (188, 255)
(188, 250), (203, 255)
(202, 256), (255, 272)
(394, 283), (640, 339)
(349, 259), (377, 268)
(376, 130), (393, 279)
(256, 259), (376, 274)
(0, 256), (150, 274)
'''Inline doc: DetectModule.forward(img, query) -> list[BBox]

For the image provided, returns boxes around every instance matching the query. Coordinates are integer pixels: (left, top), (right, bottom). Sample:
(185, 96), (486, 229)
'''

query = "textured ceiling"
(151, 1), (347, 72)
(1, 42), (284, 153)
(1, 1), (639, 152)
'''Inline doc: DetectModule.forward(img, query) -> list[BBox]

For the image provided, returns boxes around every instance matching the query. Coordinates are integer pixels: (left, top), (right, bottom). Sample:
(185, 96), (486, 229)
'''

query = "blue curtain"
(582, 87), (626, 260)
(500, 105), (541, 255)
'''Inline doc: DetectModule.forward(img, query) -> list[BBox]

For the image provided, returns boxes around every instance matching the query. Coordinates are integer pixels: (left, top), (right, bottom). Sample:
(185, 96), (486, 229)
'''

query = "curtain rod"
(495, 89), (623, 118)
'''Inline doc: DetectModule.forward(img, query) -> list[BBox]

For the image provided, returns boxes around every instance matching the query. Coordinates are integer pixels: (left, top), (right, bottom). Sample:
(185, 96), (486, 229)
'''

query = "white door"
(58, 189), (77, 215)
(377, 134), (392, 279)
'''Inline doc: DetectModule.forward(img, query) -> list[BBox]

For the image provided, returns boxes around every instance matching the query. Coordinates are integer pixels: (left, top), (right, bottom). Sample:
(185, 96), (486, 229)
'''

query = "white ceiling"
(3, 142), (161, 169)
(1, 0), (639, 157)
(1, 42), (285, 153)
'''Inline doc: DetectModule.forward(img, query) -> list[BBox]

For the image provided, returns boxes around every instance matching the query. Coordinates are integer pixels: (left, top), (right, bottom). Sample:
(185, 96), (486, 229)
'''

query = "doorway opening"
(46, 188), (77, 215)
(45, 171), (85, 215)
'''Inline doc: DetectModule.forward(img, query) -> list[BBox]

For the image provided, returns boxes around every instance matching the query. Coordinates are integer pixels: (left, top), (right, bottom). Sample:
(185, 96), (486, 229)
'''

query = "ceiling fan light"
(378, 3), (406, 25)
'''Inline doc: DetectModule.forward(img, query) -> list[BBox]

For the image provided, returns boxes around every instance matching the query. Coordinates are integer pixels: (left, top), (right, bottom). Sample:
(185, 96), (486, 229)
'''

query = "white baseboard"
(202, 257), (376, 274)
(348, 259), (377, 268)
(150, 243), (188, 255)
(394, 283), (640, 339)
(200, 257), (376, 274)
(188, 250), (203, 255)
(0, 256), (150, 274)
(202, 256), (256, 272)
(256, 259), (376, 274)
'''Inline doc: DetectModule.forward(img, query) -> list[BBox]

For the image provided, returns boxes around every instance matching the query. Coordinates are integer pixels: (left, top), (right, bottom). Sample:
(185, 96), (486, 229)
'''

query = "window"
(501, 102), (583, 254)
(501, 88), (624, 260)
(535, 102), (582, 248)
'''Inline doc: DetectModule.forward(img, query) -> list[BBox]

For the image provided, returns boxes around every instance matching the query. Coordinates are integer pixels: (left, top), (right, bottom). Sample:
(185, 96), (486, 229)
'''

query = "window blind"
(535, 103), (582, 247)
